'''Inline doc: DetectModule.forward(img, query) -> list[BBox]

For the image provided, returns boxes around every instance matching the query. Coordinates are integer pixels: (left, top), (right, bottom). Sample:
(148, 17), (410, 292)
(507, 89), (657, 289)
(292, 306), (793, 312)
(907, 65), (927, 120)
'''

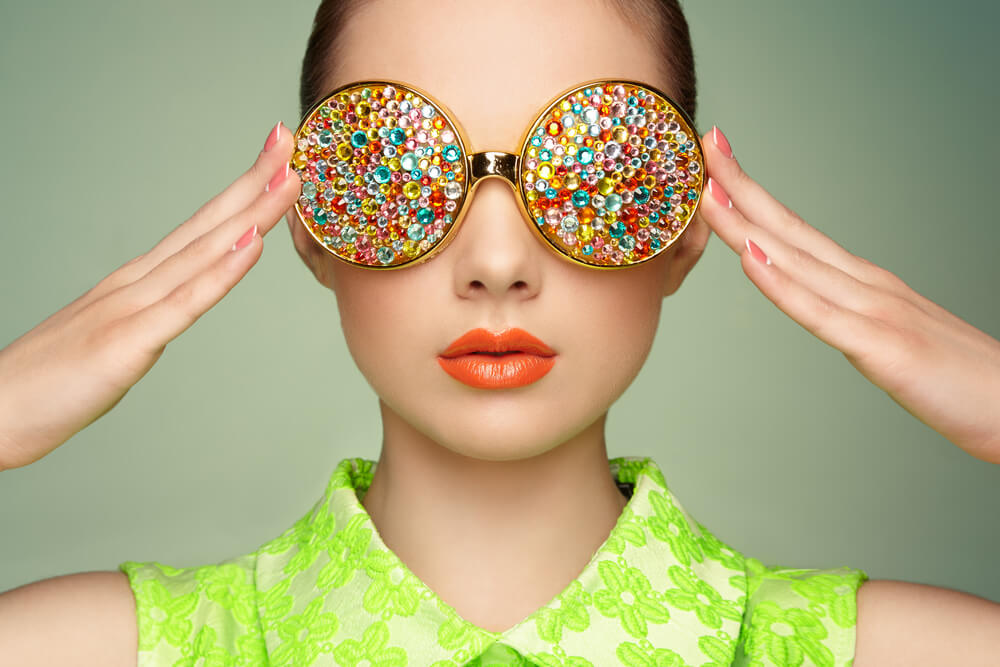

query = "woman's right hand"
(0, 122), (301, 471)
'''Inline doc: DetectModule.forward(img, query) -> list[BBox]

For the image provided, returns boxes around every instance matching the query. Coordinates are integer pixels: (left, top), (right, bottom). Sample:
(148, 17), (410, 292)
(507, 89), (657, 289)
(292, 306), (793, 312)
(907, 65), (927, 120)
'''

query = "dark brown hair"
(297, 0), (698, 124)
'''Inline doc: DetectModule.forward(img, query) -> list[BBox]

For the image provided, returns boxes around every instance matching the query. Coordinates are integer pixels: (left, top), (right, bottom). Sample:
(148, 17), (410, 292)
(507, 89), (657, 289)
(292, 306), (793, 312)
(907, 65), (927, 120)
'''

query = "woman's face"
(288, 0), (706, 461)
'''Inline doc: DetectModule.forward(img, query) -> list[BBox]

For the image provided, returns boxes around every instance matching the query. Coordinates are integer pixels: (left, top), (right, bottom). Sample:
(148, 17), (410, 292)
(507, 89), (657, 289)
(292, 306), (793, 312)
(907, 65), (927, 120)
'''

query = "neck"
(360, 398), (629, 633)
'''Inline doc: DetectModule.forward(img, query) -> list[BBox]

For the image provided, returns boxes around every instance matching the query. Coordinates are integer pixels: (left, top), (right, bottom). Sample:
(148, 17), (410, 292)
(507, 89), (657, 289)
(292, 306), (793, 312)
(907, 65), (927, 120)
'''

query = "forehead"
(329, 0), (665, 150)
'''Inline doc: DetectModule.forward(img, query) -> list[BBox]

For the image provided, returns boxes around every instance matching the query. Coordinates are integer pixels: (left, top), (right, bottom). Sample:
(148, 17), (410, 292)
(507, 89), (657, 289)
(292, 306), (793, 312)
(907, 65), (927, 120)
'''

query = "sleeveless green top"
(119, 456), (869, 666)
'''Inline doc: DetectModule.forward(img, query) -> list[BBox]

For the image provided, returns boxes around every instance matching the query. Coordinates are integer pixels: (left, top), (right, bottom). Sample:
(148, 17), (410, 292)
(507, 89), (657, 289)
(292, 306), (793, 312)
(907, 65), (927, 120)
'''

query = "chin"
(406, 397), (606, 462)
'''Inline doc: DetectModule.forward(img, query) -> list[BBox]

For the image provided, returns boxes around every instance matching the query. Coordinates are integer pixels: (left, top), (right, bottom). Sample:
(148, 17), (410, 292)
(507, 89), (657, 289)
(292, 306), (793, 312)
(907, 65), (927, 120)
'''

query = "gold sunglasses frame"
(291, 77), (704, 271)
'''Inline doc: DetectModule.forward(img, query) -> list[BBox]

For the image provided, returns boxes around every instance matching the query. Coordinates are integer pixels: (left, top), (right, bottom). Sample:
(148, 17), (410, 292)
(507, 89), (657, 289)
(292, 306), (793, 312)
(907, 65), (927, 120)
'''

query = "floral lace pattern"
(120, 456), (868, 666)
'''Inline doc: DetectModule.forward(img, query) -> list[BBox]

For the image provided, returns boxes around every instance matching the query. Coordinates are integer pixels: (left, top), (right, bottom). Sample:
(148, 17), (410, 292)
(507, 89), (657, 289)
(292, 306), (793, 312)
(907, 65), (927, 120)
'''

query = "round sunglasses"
(289, 78), (704, 270)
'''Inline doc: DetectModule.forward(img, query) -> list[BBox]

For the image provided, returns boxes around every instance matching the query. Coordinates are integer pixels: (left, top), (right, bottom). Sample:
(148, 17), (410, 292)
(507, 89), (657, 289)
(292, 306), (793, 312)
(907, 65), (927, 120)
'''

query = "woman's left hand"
(687, 126), (1000, 464)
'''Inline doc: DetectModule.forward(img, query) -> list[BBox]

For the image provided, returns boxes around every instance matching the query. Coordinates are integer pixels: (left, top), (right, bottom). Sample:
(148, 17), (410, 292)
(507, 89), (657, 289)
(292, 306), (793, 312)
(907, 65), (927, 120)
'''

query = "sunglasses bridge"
(468, 151), (519, 189)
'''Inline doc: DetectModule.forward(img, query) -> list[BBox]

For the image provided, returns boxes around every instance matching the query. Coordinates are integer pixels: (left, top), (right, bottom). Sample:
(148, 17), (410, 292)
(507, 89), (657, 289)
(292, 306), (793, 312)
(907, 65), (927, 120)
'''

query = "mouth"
(438, 327), (557, 389)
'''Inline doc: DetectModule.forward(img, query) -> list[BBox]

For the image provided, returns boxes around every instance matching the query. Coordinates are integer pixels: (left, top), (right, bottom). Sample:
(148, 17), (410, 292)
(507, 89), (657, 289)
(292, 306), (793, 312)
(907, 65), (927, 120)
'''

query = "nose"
(448, 173), (544, 302)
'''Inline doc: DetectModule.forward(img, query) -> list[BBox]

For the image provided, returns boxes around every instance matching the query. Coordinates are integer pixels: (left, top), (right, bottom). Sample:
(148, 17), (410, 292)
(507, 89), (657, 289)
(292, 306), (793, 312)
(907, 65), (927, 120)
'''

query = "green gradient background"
(2, 1), (998, 604)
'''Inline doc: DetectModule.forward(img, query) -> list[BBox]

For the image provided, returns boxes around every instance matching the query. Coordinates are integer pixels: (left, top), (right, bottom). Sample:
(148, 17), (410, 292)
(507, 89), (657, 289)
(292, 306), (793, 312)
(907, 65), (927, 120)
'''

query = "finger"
(703, 177), (893, 316)
(35, 124), (298, 335)
(140, 122), (296, 269)
(736, 237), (889, 362)
(115, 227), (265, 353)
(100, 161), (300, 318)
(701, 127), (888, 288)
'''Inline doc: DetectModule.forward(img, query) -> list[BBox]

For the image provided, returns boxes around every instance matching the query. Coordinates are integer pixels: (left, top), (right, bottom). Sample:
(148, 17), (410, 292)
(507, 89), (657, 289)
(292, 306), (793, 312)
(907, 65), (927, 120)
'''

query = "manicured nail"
(231, 224), (258, 252)
(712, 125), (734, 159)
(264, 162), (290, 193)
(707, 177), (731, 209)
(745, 237), (771, 265)
(263, 121), (282, 152)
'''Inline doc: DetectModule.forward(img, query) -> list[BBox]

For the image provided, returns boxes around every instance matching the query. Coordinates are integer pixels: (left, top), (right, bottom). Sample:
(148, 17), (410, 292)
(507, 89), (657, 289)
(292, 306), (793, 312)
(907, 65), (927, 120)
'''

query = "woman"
(1, 0), (998, 664)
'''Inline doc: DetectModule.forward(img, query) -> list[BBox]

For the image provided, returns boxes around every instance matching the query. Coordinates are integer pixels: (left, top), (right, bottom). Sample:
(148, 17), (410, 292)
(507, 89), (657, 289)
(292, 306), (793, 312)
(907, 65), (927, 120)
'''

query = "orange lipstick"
(438, 328), (556, 389)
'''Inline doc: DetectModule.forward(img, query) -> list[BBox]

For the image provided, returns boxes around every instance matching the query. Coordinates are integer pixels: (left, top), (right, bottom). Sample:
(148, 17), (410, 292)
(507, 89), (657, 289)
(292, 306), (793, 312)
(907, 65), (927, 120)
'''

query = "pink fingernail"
(263, 121), (282, 152)
(713, 125), (734, 159)
(707, 177), (732, 209)
(745, 237), (771, 265)
(264, 163), (290, 193)
(231, 224), (258, 252)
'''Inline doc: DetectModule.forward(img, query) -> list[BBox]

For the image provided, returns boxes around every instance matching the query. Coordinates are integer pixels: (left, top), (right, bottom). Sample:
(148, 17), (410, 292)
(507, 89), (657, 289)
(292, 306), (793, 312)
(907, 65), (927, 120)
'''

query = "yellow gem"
(623, 166), (635, 178)
(362, 200), (378, 215)
(597, 178), (614, 196)
(336, 143), (353, 161)
(613, 126), (628, 143)
(564, 173), (580, 190)
(537, 162), (554, 179)
(292, 152), (308, 169)
(389, 157), (401, 171)
(356, 102), (371, 117)
(403, 240), (418, 257)
(577, 224), (594, 242)
(526, 190), (539, 203)
(403, 181), (421, 199)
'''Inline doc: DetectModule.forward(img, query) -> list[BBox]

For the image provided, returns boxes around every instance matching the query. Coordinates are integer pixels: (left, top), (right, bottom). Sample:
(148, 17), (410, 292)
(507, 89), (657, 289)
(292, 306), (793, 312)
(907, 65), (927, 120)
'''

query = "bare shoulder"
(0, 570), (137, 667)
(855, 578), (1000, 666)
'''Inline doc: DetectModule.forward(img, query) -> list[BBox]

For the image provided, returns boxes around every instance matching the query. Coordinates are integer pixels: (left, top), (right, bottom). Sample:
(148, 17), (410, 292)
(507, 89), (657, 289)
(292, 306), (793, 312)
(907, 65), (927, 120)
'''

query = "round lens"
(291, 82), (470, 268)
(518, 81), (704, 268)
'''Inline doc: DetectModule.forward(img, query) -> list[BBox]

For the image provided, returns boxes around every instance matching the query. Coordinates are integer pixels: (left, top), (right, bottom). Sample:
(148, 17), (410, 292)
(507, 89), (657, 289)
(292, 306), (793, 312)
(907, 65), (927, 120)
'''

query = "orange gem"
(579, 207), (595, 224)
(546, 121), (561, 136)
(623, 209), (638, 225)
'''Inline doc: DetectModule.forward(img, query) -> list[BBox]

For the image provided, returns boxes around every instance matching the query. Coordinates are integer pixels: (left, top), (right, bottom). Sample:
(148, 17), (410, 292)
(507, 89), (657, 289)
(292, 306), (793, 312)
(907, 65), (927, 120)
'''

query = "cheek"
(563, 264), (666, 393)
(333, 269), (425, 373)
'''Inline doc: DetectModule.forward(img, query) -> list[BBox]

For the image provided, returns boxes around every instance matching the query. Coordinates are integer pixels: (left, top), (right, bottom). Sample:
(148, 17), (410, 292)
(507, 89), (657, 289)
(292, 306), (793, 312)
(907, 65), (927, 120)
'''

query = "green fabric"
(120, 456), (868, 666)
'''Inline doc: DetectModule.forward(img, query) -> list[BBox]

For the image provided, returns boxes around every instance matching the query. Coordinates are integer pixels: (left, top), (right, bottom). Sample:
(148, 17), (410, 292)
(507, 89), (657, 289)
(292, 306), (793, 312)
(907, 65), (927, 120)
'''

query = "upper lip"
(440, 327), (556, 358)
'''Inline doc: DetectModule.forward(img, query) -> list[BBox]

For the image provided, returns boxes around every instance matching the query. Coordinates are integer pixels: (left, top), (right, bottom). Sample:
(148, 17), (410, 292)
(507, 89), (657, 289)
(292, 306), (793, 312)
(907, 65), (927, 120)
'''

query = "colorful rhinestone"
(289, 79), (702, 270)
(291, 82), (469, 268)
(518, 82), (703, 267)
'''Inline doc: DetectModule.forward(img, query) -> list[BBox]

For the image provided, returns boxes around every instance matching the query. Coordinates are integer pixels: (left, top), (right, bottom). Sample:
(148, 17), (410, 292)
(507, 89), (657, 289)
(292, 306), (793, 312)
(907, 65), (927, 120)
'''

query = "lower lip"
(437, 353), (556, 389)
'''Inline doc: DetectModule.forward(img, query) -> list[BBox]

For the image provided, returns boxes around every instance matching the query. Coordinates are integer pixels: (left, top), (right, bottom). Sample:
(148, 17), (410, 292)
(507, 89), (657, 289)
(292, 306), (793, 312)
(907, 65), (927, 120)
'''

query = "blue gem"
(609, 221), (625, 238)
(416, 208), (434, 225)
(442, 144), (461, 162)
(350, 130), (368, 148)
(633, 187), (650, 204)
(407, 223), (425, 241)
(390, 128), (406, 146)
(374, 166), (391, 184)
(572, 190), (590, 207)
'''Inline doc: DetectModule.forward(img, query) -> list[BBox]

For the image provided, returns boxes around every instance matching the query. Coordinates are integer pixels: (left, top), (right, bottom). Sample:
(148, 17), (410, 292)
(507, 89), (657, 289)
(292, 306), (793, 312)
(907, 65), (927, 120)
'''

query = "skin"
(1, 0), (999, 663)
(285, 0), (705, 632)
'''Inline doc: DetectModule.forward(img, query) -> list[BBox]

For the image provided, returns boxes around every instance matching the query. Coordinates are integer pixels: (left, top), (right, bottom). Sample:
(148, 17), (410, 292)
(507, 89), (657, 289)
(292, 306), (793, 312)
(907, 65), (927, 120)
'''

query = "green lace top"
(119, 456), (869, 666)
